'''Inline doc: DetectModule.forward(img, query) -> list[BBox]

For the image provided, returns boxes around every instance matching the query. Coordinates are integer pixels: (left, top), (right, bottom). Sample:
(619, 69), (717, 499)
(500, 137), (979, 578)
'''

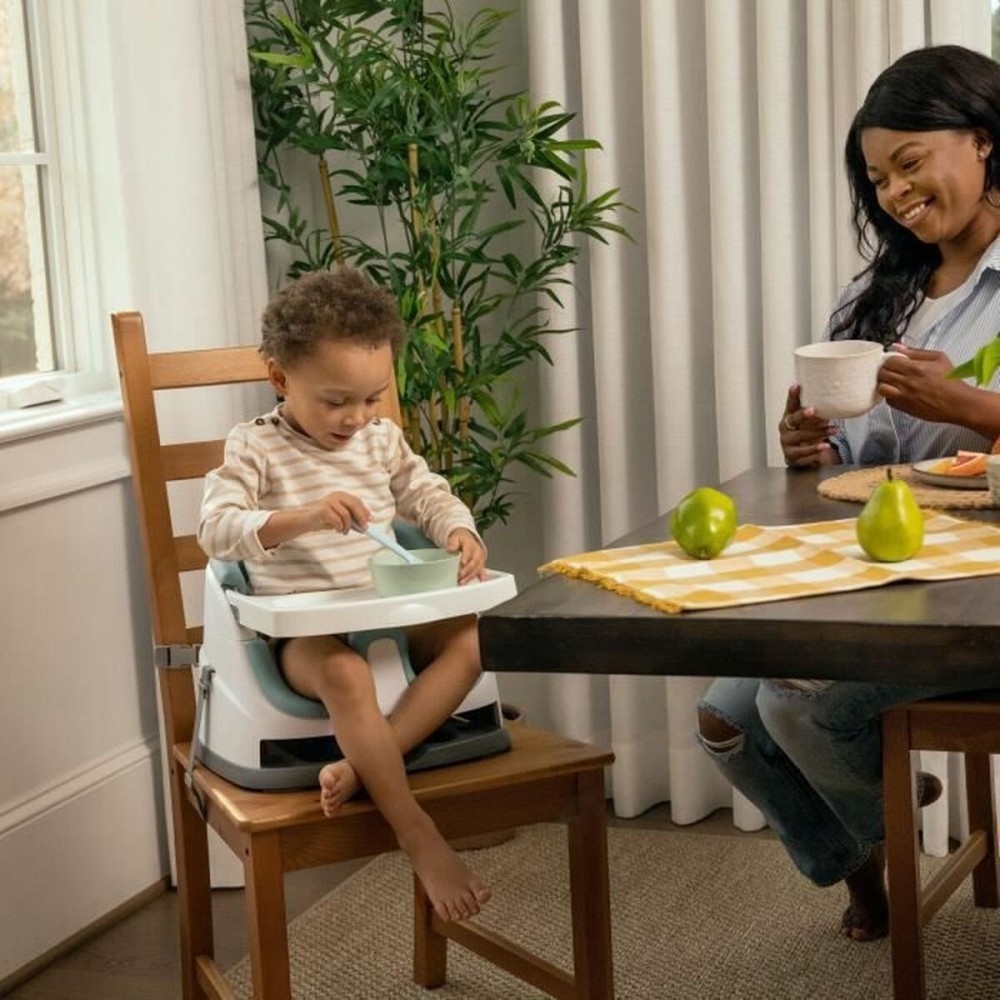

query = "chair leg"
(883, 710), (926, 1000)
(412, 874), (448, 987)
(964, 753), (1000, 909)
(169, 760), (214, 1000)
(244, 831), (292, 1000)
(567, 769), (614, 1000)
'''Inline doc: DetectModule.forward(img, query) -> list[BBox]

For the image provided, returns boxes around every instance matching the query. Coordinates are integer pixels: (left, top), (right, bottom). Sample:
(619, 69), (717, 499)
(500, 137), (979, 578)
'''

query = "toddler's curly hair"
(260, 268), (405, 367)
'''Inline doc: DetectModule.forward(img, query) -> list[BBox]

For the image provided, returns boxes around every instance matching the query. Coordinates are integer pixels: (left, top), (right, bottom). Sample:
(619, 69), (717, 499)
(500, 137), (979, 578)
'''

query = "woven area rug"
(224, 823), (999, 999)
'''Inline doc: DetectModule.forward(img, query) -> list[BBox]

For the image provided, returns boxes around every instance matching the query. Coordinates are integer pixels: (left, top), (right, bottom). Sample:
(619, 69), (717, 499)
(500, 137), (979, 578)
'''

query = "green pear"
(856, 469), (924, 562)
(669, 487), (738, 559)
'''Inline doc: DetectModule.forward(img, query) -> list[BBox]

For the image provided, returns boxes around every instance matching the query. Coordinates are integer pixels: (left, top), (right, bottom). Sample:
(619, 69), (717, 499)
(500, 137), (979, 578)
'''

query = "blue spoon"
(357, 522), (422, 565)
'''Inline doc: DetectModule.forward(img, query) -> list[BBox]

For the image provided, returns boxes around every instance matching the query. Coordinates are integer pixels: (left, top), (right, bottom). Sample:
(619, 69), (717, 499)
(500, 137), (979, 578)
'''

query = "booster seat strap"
(184, 665), (213, 821)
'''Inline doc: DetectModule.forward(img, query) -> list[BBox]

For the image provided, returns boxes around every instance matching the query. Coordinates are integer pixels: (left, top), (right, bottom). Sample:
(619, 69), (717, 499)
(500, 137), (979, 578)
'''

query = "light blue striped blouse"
(828, 234), (1000, 465)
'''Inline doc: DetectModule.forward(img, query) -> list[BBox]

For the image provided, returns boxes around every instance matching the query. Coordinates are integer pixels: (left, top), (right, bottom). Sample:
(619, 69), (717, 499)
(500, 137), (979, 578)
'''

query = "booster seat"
(193, 521), (517, 791)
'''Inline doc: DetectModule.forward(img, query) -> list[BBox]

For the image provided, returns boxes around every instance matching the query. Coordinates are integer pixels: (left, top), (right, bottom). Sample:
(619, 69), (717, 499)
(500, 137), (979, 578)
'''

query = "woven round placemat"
(818, 464), (996, 509)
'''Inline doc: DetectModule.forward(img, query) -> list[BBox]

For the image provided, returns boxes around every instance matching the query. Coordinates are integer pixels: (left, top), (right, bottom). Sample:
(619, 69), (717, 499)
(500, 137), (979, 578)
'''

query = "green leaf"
(250, 50), (313, 69)
(948, 337), (1000, 385)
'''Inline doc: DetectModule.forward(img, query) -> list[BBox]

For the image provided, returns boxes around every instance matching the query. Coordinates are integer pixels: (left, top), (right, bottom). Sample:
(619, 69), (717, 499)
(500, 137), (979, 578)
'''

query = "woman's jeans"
(696, 677), (970, 886)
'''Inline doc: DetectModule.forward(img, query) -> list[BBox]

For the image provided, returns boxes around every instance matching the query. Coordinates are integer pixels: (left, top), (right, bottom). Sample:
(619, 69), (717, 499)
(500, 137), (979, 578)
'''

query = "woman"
(697, 44), (1000, 943)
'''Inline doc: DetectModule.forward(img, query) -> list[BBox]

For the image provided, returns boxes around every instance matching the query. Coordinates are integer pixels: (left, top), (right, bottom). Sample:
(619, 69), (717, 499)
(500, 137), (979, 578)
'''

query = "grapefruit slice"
(943, 451), (988, 476)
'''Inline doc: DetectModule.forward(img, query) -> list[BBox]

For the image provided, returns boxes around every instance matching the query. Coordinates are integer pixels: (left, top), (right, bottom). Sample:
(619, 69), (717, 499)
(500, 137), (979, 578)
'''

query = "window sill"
(0, 389), (122, 445)
(0, 390), (130, 514)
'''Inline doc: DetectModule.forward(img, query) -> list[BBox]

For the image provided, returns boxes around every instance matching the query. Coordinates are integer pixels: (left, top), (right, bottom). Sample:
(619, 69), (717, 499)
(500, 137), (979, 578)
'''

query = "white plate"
(911, 459), (987, 490)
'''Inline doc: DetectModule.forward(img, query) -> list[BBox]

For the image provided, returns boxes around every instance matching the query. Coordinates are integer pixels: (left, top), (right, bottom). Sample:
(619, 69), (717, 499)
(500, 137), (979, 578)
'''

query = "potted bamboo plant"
(244, 0), (629, 532)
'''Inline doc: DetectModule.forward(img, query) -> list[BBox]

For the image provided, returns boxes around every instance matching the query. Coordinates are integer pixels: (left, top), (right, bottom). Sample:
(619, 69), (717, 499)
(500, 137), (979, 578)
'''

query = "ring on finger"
(781, 414), (795, 432)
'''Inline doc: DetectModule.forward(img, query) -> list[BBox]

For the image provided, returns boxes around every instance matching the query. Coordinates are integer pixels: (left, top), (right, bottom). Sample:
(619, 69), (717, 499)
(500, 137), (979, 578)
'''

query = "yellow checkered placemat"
(538, 513), (1000, 614)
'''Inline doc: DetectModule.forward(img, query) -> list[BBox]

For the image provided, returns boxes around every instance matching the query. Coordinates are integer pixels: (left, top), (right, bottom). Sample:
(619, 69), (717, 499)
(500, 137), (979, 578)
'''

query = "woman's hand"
(447, 528), (487, 584)
(779, 385), (840, 468)
(877, 345), (962, 422)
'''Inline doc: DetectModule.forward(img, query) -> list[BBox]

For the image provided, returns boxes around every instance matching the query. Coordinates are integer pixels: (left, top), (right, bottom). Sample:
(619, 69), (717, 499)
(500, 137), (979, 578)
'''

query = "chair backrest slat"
(147, 346), (267, 389)
(161, 441), (227, 481)
(175, 534), (209, 574)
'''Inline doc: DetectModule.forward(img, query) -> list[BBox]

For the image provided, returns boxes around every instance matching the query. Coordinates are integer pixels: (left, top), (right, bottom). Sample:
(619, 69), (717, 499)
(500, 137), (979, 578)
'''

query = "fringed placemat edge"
(538, 560), (684, 614)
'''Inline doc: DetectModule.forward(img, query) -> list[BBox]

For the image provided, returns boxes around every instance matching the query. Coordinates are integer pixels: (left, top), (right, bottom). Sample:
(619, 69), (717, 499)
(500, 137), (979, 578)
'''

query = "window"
(994, 0), (1000, 62)
(0, 0), (118, 428)
(0, 0), (56, 383)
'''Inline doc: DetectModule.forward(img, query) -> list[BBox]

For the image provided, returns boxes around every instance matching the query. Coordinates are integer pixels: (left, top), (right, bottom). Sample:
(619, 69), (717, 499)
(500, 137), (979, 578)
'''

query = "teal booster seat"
(194, 524), (517, 791)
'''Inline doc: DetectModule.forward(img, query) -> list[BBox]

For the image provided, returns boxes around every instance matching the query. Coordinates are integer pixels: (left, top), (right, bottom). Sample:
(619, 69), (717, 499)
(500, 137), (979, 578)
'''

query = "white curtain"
(522, 0), (993, 850)
(105, 0), (270, 886)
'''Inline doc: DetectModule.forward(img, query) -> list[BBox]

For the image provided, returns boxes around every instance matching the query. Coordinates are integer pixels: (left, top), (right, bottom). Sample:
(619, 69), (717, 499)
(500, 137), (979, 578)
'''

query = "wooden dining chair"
(882, 693), (1000, 999)
(112, 310), (616, 1000)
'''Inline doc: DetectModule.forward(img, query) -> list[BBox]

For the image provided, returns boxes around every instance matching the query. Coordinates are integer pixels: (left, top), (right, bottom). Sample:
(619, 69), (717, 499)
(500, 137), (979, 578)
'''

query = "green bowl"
(369, 548), (460, 597)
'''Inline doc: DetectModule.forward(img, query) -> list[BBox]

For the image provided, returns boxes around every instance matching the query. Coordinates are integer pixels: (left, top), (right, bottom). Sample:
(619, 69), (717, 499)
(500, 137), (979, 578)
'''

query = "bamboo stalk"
(407, 143), (423, 240)
(426, 393), (442, 469)
(317, 156), (343, 264)
(404, 404), (421, 453)
(452, 304), (470, 444)
(439, 377), (452, 471)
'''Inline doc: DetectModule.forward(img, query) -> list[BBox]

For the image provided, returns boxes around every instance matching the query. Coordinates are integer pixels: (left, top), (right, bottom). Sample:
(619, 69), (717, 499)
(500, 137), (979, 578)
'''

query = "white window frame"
(0, 0), (118, 434)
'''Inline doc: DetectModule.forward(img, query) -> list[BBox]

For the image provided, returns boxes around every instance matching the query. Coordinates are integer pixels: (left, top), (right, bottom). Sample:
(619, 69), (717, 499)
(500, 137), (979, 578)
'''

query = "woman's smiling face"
(861, 127), (993, 247)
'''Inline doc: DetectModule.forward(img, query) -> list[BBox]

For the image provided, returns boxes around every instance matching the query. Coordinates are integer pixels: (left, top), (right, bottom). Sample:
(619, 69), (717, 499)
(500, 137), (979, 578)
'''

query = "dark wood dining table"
(479, 465), (1000, 687)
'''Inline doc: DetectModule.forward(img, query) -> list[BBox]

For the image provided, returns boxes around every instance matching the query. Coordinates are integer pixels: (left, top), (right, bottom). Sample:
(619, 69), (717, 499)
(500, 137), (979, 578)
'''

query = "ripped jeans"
(696, 677), (952, 886)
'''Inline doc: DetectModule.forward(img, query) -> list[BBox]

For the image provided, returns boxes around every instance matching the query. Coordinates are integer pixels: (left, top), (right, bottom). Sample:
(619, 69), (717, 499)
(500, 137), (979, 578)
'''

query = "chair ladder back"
(113, 312), (191, 648)
(114, 309), (408, 742)
(114, 311), (201, 746)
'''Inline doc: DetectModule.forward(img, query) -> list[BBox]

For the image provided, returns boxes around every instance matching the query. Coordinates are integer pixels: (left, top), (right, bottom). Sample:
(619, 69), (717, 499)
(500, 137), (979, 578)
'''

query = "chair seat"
(175, 723), (614, 853)
(900, 694), (1000, 754)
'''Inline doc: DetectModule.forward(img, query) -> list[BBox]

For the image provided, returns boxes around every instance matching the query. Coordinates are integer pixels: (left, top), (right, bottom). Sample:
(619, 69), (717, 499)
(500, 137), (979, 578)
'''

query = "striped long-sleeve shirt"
(829, 234), (1000, 465)
(198, 407), (480, 595)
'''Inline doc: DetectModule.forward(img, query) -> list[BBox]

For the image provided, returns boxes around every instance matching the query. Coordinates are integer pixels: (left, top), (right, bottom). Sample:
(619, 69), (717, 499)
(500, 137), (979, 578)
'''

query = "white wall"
(0, 0), (267, 981)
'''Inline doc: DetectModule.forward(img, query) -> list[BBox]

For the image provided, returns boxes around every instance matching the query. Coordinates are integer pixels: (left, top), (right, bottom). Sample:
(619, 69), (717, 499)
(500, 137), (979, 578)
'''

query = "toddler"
(199, 267), (490, 922)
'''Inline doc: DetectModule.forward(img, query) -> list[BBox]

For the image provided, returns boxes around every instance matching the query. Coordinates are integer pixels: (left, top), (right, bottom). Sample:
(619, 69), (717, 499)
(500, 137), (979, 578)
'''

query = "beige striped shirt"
(198, 407), (480, 595)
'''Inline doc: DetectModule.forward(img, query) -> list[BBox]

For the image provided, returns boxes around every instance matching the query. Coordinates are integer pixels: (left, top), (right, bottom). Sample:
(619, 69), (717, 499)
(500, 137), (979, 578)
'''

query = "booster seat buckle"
(154, 644), (199, 668)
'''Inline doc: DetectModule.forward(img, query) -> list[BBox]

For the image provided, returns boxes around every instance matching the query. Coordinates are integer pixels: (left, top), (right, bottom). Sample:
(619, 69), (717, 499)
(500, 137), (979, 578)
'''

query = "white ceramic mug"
(794, 340), (887, 419)
(986, 455), (1000, 505)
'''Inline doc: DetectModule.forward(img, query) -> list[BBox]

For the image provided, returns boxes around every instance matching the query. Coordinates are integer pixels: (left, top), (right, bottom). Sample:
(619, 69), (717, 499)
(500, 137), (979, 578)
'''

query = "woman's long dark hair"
(833, 45), (1000, 345)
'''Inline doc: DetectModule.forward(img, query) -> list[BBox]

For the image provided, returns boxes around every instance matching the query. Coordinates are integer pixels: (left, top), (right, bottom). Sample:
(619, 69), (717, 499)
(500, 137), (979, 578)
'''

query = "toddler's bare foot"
(841, 845), (888, 941)
(400, 819), (492, 922)
(318, 759), (361, 817)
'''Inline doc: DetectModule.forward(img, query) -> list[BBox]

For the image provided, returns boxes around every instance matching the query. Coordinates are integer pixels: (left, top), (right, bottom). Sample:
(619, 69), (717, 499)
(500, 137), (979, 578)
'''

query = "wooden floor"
(6, 805), (771, 999)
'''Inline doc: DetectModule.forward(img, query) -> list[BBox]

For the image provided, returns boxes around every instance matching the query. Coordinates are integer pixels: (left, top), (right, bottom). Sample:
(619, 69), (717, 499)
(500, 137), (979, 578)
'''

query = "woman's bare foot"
(399, 817), (492, 922)
(839, 776), (939, 939)
(841, 845), (888, 941)
(318, 759), (361, 817)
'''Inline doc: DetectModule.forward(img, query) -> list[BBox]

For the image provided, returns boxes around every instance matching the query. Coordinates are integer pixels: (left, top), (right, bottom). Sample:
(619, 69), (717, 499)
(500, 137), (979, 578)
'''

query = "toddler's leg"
(389, 615), (481, 751)
(280, 635), (490, 922)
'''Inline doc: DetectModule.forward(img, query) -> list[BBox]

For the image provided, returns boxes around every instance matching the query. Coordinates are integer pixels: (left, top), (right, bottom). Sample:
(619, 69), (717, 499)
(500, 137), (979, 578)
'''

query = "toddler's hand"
(447, 528), (486, 584)
(311, 491), (371, 534)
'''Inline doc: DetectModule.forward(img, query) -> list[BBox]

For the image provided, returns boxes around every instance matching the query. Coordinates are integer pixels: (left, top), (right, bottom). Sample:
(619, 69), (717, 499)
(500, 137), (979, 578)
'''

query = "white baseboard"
(0, 740), (169, 980)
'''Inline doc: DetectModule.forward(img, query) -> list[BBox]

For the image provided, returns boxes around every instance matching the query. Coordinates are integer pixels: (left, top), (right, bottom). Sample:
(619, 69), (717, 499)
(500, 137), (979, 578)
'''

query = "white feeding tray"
(227, 569), (517, 638)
